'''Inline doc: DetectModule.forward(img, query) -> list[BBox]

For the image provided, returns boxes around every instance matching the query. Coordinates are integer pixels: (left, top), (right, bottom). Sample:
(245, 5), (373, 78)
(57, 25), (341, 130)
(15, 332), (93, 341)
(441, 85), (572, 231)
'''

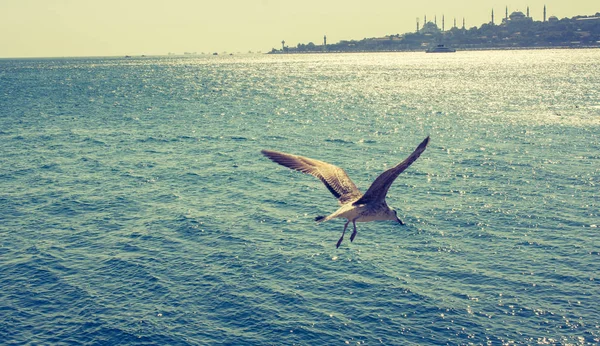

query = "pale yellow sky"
(0, 0), (597, 58)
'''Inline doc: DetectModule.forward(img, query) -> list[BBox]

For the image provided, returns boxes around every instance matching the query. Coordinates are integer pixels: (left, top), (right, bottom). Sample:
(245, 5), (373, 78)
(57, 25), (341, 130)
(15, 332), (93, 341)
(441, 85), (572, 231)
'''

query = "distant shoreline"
(1, 45), (599, 60)
(271, 11), (600, 55)
(268, 45), (600, 55)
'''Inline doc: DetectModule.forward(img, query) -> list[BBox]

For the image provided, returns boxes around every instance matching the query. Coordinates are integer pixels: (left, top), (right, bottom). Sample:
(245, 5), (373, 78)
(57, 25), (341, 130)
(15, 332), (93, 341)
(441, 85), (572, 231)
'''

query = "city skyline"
(0, 0), (598, 58)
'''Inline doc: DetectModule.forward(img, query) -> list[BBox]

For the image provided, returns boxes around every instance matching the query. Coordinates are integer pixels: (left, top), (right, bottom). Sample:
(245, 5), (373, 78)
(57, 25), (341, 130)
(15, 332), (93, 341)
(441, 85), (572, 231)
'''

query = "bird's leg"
(336, 220), (350, 248)
(350, 220), (358, 242)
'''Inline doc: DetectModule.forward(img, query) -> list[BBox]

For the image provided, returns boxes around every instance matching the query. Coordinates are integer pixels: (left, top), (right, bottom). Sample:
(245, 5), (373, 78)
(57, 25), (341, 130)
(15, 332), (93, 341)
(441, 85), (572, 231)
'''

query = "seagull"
(261, 136), (430, 248)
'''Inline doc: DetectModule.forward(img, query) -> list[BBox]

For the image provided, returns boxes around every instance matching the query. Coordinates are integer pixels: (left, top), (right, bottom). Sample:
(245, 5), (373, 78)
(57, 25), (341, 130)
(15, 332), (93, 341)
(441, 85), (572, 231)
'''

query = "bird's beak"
(397, 217), (405, 225)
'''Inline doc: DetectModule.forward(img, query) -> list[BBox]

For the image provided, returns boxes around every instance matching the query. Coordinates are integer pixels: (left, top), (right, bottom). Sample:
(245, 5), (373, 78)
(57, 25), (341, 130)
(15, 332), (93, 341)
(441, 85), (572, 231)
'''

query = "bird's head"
(391, 209), (405, 225)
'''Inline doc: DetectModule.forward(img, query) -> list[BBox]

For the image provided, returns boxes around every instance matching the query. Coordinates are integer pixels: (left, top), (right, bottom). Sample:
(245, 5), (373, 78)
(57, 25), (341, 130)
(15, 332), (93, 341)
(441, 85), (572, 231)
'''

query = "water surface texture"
(1, 50), (599, 345)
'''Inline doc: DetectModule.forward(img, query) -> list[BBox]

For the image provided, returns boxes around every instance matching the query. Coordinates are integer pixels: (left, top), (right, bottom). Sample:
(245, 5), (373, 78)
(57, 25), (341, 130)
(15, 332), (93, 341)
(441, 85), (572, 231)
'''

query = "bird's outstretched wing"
(261, 150), (362, 203)
(353, 136), (430, 206)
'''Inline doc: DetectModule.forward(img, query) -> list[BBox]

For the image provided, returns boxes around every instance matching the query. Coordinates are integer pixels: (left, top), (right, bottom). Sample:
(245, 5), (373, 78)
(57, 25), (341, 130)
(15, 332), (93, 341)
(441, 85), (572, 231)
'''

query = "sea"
(1, 49), (599, 345)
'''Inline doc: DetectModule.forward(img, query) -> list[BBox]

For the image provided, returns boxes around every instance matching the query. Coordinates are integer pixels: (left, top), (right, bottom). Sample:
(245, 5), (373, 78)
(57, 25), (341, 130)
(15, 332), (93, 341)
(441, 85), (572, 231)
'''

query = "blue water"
(1, 50), (599, 345)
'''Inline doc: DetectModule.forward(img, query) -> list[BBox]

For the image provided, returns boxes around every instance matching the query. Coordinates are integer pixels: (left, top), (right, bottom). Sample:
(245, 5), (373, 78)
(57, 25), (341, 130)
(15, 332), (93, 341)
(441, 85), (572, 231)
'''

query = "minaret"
(323, 35), (327, 47)
(506, 6), (508, 21)
(416, 18), (420, 32)
(425, 15), (427, 24)
(491, 9), (495, 25)
(544, 5), (547, 22)
(462, 18), (465, 29)
(442, 15), (445, 31)
(454, 18), (457, 29)
(435, 15), (437, 26)
(281, 40), (285, 51)
(527, 6), (530, 18)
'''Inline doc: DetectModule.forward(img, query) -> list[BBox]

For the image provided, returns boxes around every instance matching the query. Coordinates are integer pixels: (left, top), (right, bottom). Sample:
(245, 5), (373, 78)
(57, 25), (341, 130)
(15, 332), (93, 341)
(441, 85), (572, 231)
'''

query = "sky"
(0, 0), (598, 58)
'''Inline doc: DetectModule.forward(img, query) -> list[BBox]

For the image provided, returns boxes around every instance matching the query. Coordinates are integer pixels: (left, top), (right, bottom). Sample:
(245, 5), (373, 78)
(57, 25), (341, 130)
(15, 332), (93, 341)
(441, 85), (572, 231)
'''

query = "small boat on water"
(426, 44), (456, 53)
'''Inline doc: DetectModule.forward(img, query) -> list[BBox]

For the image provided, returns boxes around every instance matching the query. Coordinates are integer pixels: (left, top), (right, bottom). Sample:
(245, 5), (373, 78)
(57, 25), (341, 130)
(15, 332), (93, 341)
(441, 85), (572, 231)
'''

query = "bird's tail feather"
(315, 215), (326, 222)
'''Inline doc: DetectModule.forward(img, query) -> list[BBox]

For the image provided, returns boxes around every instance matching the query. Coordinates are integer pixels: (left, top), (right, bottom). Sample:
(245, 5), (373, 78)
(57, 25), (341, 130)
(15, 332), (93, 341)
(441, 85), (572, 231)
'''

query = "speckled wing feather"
(353, 136), (430, 206)
(261, 150), (362, 203)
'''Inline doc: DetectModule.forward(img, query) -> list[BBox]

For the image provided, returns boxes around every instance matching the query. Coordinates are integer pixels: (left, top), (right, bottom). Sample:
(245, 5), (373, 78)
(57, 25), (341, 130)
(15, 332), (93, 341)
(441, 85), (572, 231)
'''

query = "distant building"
(502, 10), (534, 25)
(510, 11), (527, 21)
(420, 21), (441, 34)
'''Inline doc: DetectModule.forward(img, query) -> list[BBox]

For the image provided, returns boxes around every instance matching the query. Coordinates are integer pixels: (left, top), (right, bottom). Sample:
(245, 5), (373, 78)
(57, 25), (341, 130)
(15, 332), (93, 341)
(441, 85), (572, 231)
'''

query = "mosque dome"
(509, 11), (527, 21)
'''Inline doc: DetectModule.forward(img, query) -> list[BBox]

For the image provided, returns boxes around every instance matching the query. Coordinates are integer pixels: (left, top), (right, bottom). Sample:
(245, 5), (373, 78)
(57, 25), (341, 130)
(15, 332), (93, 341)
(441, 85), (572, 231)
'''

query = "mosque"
(417, 5), (553, 33)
